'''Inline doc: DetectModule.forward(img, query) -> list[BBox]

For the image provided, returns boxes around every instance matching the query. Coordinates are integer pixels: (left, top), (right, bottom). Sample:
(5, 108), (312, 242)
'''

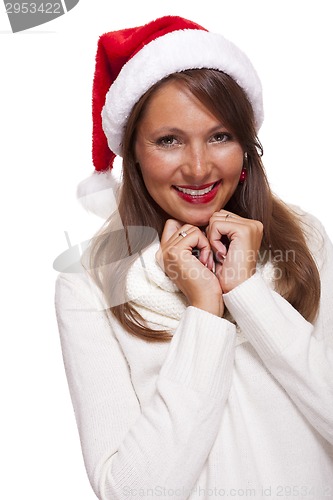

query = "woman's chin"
(164, 205), (223, 228)
(178, 215), (211, 228)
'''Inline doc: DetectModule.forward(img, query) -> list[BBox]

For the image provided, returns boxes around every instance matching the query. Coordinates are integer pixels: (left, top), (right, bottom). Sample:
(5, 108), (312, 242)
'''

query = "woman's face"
(134, 80), (244, 227)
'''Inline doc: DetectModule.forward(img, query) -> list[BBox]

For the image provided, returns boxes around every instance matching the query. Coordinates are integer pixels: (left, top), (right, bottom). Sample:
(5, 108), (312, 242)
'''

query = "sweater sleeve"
(223, 216), (333, 445)
(55, 272), (236, 500)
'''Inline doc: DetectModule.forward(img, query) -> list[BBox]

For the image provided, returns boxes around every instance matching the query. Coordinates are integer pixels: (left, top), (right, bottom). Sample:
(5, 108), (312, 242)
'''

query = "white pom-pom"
(77, 170), (121, 219)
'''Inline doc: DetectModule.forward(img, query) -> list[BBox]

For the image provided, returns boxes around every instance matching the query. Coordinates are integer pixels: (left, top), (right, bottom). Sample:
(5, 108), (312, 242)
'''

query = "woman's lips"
(173, 180), (222, 204)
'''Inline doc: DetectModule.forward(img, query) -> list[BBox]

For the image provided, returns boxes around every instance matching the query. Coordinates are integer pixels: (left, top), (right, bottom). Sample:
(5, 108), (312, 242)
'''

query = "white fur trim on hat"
(77, 170), (121, 219)
(102, 29), (264, 156)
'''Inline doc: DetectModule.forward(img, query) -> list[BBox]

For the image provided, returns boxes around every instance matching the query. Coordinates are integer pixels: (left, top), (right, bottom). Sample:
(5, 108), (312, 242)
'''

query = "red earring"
(239, 152), (248, 184)
(239, 168), (247, 184)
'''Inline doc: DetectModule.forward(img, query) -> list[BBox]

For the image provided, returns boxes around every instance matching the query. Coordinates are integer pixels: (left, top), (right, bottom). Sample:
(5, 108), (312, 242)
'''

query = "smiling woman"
(134, 79), (244, 226)
(54, 15), (333, 500)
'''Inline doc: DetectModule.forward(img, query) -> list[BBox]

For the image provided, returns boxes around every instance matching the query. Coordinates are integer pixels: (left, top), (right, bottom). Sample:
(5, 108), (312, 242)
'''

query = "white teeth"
(176, 183), (215, 196)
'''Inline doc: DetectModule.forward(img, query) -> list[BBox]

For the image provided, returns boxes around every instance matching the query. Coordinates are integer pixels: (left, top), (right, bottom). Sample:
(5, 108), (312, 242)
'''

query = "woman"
(55, 16), (333, 500)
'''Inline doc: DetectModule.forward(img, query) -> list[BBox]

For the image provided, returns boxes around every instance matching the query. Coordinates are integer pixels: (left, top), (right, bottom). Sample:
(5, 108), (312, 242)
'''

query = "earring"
(239, 152), (248, 184)
(239, 168), (247, 184)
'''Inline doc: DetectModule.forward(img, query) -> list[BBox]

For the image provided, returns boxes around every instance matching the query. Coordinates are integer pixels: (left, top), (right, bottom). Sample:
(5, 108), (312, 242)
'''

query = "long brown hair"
(86, 69), (320, 342)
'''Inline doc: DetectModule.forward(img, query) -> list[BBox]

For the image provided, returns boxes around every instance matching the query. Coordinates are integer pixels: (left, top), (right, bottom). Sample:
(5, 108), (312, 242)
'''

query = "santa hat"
(78, 15), (263, 218)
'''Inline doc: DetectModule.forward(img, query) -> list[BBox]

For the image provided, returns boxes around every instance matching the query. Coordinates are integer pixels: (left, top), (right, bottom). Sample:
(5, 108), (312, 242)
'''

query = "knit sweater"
(55, 209), (333, 500)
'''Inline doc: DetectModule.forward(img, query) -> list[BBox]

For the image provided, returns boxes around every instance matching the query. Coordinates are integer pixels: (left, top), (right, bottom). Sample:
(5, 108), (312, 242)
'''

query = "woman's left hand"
(205, 210), (264, 293)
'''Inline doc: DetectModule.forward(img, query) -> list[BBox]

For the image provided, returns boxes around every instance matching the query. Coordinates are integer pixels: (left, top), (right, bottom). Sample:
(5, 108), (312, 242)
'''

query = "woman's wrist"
(191, 297), (224, 317)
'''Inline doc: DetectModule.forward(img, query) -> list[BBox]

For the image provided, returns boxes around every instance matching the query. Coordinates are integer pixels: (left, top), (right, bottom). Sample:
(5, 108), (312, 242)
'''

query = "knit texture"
(55, 209), (333, 499)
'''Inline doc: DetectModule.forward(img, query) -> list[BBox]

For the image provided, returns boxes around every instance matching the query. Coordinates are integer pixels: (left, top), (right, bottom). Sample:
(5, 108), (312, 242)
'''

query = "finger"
(177, 227), (211, 259)
(218, 210), (242, 221)
(160, 219), (184, 245)
(169, 226), (214, 270)
(206, 249), (215, 272)
(157, 222), (197, 267)
(215, 261), (223, 279)
(196, 235), (212, 268)
(177, 228), (215, 270)
(206, 211), (246, 260)
(206, 223), (228, 261)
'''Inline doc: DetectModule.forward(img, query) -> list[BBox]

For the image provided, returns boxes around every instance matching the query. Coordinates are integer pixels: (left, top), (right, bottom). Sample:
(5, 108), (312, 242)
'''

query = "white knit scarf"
(126, 242), (275, 346)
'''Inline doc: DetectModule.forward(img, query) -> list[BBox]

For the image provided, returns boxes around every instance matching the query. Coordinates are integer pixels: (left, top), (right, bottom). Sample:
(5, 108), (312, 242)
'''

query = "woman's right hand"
(156, 219), (224, 317)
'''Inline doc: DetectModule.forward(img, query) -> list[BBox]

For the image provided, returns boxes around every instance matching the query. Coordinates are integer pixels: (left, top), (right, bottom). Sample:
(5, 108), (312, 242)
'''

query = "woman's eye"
(211, 132), (231, 143)
(157, 135), (179, 147)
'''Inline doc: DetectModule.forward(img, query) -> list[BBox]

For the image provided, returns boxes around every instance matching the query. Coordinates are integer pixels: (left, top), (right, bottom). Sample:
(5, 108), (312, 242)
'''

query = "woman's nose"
(181, 143), (211, 182)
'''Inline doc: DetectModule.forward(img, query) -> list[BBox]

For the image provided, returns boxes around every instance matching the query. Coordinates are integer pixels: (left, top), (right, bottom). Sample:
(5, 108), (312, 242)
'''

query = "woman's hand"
(205, 210), (263, 294)
(156, 219), (224, 317)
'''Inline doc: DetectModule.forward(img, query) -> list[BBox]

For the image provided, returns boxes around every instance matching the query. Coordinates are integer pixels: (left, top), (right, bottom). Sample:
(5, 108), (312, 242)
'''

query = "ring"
(225, 214), (231, 221)
(179, 231), (188, 238)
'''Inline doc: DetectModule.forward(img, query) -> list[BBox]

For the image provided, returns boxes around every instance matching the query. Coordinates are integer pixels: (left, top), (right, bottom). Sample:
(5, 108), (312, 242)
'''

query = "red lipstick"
(173, 180), (221, 204)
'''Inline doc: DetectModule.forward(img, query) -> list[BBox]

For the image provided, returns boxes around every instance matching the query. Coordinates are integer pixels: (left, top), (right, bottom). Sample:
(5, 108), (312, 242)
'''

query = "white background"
(0, 1), (332, 498)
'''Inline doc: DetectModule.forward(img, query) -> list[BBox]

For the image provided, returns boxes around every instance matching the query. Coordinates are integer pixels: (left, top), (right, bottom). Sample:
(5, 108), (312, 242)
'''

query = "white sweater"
(55, 210), (333, 500)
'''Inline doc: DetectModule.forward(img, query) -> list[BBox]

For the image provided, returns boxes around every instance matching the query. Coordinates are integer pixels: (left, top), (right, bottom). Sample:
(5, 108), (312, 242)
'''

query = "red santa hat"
(78, 15), (264, 218)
